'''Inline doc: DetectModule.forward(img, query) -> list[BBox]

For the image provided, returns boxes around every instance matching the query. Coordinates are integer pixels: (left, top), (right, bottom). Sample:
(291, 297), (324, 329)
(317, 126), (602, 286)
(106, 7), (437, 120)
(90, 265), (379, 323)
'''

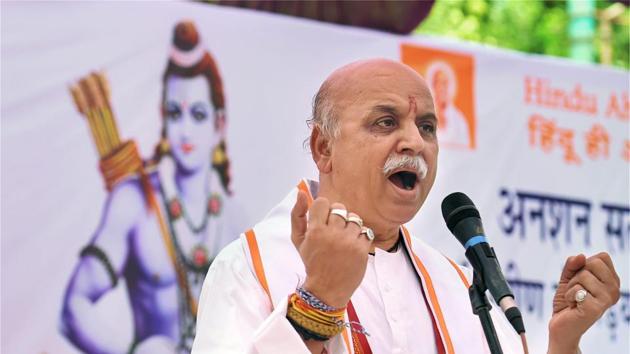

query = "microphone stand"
(469, 270), (503, 354)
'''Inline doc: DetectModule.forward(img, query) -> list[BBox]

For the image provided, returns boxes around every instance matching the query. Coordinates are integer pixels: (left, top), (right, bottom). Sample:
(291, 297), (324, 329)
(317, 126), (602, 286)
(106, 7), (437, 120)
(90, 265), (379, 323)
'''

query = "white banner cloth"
(1, 1), (628, 353)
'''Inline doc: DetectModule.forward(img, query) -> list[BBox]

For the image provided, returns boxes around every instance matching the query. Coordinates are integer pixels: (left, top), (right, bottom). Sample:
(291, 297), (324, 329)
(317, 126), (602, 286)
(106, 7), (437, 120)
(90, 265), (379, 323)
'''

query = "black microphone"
(441, 192), (525, 334)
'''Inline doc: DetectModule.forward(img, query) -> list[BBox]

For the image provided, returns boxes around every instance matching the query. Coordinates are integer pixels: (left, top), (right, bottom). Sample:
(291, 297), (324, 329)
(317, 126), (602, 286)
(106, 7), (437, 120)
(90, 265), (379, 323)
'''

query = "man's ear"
(310, 127), (332, 173)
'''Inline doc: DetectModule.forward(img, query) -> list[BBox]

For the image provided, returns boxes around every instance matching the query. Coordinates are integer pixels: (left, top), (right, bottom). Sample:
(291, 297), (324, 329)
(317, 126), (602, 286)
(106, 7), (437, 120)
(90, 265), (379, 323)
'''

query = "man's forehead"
(329, 58), (416, 75)
(368, 97), (437, 120)
(324, 59), (432, 105)
(327, 59), (423, 84)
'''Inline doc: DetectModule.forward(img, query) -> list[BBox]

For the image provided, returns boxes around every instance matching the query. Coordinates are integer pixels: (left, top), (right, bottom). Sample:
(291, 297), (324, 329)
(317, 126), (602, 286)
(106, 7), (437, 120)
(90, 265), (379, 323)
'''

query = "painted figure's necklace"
(157, 160), (227, 354)
(167, 192), (222, 270)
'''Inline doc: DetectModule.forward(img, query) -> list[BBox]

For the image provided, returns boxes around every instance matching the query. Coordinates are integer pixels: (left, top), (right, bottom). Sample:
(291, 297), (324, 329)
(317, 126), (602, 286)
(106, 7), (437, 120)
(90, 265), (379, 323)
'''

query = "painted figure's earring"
(159, 137), (171, 156)
(212, 145), (226, 165)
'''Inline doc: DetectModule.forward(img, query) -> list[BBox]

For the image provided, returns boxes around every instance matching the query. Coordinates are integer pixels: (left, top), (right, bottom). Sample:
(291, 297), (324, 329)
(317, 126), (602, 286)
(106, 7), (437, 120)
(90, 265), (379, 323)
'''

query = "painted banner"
(1, 1), (628, 353)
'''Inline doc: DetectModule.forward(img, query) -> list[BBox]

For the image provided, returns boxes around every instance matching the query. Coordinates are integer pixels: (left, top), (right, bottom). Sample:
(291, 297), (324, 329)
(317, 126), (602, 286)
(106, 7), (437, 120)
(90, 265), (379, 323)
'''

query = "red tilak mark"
(408, 96), (417, 116)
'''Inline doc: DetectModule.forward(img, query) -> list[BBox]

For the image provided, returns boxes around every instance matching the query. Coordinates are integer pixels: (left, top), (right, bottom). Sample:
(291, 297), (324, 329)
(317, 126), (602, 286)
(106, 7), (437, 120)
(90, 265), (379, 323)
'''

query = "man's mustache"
(383, 154), (428, 180)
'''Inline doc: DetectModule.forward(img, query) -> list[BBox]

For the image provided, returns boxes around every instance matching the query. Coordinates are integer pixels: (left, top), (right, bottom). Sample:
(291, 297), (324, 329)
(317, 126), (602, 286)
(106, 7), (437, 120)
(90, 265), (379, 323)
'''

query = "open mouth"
(388, 171), (418, 191)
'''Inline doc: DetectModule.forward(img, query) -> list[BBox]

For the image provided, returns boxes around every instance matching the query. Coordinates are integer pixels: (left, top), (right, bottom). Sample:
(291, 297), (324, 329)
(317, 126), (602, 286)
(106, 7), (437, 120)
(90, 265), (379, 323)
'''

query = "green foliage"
(610, 7), (630, 68)
(417, 0), (629, 69)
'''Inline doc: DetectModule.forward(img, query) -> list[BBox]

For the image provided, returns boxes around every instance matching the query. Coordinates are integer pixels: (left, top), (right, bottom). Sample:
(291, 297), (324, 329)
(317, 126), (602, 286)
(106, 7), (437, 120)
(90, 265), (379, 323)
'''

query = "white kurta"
(192, 180), (524, 354)
(353, 246), (438, 354)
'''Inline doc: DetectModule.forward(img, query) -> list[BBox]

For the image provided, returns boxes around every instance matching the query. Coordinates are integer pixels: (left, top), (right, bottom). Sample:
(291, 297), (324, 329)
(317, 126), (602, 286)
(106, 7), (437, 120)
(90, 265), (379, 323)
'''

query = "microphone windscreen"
(441, 192), (480, 232)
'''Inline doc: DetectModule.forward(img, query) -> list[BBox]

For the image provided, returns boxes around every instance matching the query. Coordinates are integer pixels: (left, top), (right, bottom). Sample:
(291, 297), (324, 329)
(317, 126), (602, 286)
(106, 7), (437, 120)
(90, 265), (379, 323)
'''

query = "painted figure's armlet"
(80, 244), (118, 288)
(99, 140), (143, 191)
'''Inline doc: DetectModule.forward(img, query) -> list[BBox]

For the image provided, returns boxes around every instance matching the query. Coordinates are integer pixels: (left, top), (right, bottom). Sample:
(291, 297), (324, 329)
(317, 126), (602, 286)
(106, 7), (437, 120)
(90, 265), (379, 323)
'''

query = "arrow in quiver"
(70, 72), (143, 191)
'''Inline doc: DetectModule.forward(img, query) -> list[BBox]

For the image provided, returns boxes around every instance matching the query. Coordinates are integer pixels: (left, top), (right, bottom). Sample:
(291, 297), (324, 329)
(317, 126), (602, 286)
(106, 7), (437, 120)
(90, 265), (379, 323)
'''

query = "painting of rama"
(60, 21), (241, 353)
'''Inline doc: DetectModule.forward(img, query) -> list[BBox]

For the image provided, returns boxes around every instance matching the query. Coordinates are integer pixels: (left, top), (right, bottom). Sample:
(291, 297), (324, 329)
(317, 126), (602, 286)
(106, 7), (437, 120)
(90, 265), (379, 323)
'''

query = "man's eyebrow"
(417, 112), (437, 122)
(370, 104), (400, 116)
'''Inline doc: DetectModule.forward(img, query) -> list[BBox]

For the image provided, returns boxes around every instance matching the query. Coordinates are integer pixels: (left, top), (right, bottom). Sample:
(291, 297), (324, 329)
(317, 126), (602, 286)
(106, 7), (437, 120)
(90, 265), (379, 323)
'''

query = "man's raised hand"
(291, 191), (373, 308)
(548, 252), (621, 354)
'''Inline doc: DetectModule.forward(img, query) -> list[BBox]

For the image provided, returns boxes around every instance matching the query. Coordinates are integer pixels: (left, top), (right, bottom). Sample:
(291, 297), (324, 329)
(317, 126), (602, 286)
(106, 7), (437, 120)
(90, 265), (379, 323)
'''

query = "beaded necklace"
(167, 192), (222, 271)
(157, 159), (227, 352)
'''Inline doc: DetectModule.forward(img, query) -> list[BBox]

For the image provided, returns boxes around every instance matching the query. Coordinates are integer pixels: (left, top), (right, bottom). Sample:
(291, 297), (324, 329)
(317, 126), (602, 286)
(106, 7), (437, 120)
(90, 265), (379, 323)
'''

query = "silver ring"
(330, 208), (348, 221)
(575, 289), (588, 303)
(360, 227), (375, 241)
(347, 216), (363, 228)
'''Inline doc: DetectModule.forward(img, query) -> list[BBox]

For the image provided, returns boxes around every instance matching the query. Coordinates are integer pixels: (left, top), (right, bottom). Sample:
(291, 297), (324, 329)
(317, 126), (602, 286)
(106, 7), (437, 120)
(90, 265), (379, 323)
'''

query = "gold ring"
(360, 227), (375, 241)
(347, 216), (363, 228)
(330, 208), (348, 221)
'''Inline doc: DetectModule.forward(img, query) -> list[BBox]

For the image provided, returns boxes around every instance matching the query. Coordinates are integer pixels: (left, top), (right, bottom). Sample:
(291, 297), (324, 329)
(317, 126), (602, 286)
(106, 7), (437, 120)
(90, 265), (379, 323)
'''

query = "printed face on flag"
(165, 75), (220, 173)
(427, 62), (457, 109)
(402, 44), (476, 150)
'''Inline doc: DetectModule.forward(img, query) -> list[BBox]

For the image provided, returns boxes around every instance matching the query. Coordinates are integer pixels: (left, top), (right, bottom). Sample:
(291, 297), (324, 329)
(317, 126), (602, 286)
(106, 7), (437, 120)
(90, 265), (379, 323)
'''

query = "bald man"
(192, 59), (620, 354)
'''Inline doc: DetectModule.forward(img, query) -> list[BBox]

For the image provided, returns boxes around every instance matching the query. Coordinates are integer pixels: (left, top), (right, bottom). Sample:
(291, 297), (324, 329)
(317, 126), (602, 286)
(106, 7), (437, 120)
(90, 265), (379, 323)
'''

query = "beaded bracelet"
(287, 288), (371, 341)
(296, 287), (343, 313)
(286, 292), (345, 340)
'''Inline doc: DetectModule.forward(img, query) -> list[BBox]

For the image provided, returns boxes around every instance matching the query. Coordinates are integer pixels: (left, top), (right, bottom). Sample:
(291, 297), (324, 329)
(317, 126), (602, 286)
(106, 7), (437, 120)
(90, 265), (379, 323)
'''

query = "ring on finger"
(360, 227), (375, 241)
(575, 289), (588, 303)
(330, 208), (348, 221)
(347, 216), (363, 228)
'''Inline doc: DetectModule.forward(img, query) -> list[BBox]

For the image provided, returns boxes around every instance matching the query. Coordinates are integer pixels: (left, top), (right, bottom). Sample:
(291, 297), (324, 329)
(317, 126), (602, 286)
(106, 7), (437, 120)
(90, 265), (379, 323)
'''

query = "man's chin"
(384, 204), (420, 226)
